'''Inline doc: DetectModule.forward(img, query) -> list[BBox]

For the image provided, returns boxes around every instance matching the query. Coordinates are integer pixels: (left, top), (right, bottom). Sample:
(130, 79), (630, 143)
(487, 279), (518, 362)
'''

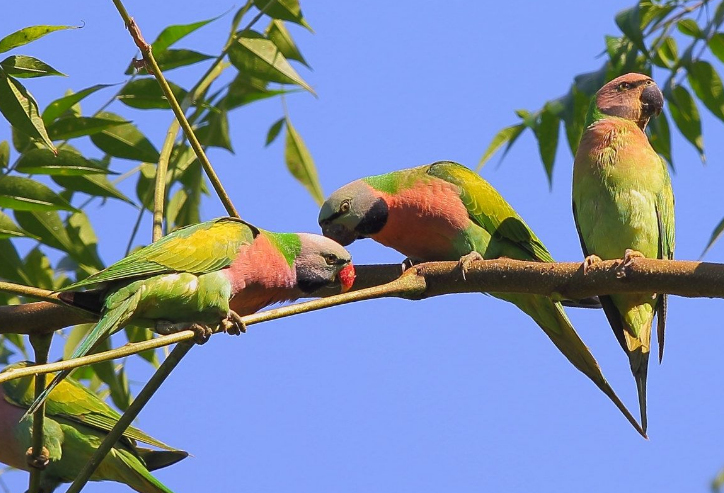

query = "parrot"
(572, 72), (674, 433)
(0, 361), (188, 493)
(318, 160), (646, 437)
(26, 217), (355, 416)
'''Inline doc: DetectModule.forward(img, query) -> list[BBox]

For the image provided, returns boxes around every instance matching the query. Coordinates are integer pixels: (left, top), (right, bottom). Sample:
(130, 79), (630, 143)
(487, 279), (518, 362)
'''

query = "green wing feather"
(426, 161), (555, 262)
(655, 155), (675, 361)
(63, 218), (259, 290)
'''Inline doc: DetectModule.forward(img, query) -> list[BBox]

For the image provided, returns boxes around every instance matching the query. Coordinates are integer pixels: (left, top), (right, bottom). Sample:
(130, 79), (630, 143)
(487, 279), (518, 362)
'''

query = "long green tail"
(23, 296), (136, 419)
(111, 448), (177, 493)
(494, 292), (647, 438)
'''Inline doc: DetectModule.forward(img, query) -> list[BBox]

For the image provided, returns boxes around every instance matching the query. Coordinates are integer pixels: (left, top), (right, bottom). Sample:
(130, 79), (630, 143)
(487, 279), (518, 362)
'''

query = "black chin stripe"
(298, 278), (329, 294)
(356, 197), (388, 236)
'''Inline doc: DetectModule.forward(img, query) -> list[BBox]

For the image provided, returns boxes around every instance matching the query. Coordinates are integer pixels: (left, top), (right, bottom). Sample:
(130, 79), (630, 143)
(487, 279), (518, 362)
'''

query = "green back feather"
(262, 231), (302, 267)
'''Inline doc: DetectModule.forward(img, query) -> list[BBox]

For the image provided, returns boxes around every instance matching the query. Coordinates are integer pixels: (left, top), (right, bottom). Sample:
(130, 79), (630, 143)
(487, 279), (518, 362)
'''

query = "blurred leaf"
(195, 109), (233, 152)
(151, 15), (221, 52)
(47, 115), (129, 140)
(66, 211), (104, 272)
(42, 84), (114, 125)
(677, 19), (702, 38)
(0, 71), (55, 151)
(0, 55), (65, 78)
(0, 176), (75, 211)
(648, 110), (672, 168)
(0, 25), (76, 53)
(15, 148), (113, 176)
(3, 333), (27, 360)
(284, 116), (323, 204)
(11, 125), (34, 152)
(615, 4), (647, 55)
(477, 123), (525, 170)
(265, 117), (285, 146)
(117, 78), (188, 110)
(229, 30), (314, 94)
(562, 86), (590, 155)
(701, 216), (724, 259)
(124, 325), (159, 366)
(15, 210), (76, 254)
(0, 239), (31, 284)
(652, 37), (677, 69)
(0, 140), (8, 168)
(666, 84), (703, 161)
(534, 107), (560, 185)
(126, 49), (213, 75)
(23, 247), (55, 289)
(253, 0), (312, 31)
(222, 73), (292, 110)
(686, 60), (724, 122)
(0, 210), (37, 239)
(135, 163), (156, 210)
(90, 111), (160, 162)
(266, 20), (309, 67)
(709, 33), (724, 64)
(52, 173), (135, 205)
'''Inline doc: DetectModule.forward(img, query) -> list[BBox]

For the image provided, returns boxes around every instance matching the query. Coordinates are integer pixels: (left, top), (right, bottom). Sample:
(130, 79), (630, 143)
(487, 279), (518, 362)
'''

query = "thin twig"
(64, 342), (194, 493)
(26, 333), (52, 493)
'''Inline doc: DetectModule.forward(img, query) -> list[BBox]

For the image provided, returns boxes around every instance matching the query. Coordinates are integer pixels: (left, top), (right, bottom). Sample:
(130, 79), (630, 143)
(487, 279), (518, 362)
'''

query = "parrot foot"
(400, 258), (419, 273)
(616, 249), (645, 279)
(26, 446), (50, 470)
(458, 251), (484, 281)
(155, 321), (214, 344)
(582, 254), (602, 274)
(223, 311), (247, 335)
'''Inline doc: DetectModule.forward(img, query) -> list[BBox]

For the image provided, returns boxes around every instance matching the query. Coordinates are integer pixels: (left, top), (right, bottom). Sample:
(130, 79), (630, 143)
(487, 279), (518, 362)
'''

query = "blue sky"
(3, 0), (724, 492)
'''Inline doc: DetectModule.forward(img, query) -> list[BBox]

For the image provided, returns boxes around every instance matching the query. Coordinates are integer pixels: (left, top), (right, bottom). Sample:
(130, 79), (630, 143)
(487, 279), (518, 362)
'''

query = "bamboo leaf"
(15, 148), (113, 176)
(90, 111), (160, 162)
(117, 78), (188, 110)
(46, 115), (129, 140)
(0, 210), (37, 239)
(284, 116), (323, 204)
(0, 55), (65, 78)
(0, 71), (55, 151)
(0, 25), (76, 53)
(0, 176), (75, 211)
(42, 84), (114, 125)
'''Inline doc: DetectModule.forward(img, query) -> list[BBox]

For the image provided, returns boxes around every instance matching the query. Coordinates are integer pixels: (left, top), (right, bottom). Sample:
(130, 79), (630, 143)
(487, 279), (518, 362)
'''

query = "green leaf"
(266, 20), (309, 67)
(562, 86), (590, 155)
(708, 33), (724, 64)
(42, 84), (114, 125)
(14, 210), (76, 255)
(701, 216), (724, 259)
(22, 247), (56, 289)
(253, 0), (312, 31)
(284, 116), (323, 204)
(229, 30), (315, 94)
(686, 60), (724, 122)
(0, 210), (37, 239)
(90, 111), (160, 162)
(0, 176), (75, 211)
(615, 4), (647, 55)
(3, 333), (27, 360)
(477, 123), (526, 170)
(152, 15), (221, 52)
(52, 173), (135, 205)
(46, 116), (129, 140)
(15, 148), (112, 176)
(652, 37), (677, 69)
(66, 211), (104, 271)
(666, 84), (703, 161)
(222, 73), (293, 110)
(117, 78), (188, 110)
(0, 71), (55, 151)
(534, 107), (560, 185)
(195, 109), (233, 152)
(126, 49), (213, 75)
(0, 25), (77, 53)
(0, 55), (65, 78)
(0, 140), (9, 168)
(648, 110), (672, 169)
(265, 117), (285, 146)
(677, 19), (702, 38)
(124, 325), (159, 366)
(135, 163), (156, 210)
(0, 239), (31, 284)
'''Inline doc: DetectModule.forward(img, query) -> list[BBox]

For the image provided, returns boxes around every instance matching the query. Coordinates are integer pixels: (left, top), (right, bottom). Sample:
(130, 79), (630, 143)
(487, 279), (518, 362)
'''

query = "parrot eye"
(339, 199), (351, 213)
(618, 82), (631, 91)
(323, 254), (339, 265)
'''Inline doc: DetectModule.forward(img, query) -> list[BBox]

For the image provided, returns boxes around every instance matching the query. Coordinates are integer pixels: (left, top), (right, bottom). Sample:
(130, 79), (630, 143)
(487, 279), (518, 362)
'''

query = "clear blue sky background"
(3, 1), (724, 492)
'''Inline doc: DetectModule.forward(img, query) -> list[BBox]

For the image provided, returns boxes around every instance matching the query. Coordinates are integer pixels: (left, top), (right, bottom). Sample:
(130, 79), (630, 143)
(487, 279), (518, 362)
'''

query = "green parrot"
(26, 217), (355, 416)
(572, 72), (675, 433)
(0, 361), (187, 493)
(318, 160), (645, 437)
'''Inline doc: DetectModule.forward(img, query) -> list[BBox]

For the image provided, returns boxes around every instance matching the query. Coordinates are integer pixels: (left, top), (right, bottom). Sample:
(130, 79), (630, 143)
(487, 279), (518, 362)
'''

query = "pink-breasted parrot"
(572, 73), (675, 433)
(318, 161), (645, 437)
(0, 361), (187, 493)
(27, 217), (355, 416)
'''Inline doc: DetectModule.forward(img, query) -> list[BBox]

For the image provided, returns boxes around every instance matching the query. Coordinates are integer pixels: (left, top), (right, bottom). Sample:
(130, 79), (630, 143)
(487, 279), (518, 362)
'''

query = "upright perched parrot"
(0, 361), (187, 493)
(319, 161), (645, 437)
(572, 73), (674, 433)
(27, 217), (355, 415)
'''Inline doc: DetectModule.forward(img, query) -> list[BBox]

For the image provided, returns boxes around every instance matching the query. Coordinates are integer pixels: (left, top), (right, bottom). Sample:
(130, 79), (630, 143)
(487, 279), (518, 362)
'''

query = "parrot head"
(295, 234), (355, 294)
(594, 72), (663, 130)
(318, 180), (388, 246)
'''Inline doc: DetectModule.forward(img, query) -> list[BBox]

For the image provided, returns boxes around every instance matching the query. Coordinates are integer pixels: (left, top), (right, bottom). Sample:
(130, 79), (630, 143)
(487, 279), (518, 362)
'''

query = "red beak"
(337, 264), (356, 293)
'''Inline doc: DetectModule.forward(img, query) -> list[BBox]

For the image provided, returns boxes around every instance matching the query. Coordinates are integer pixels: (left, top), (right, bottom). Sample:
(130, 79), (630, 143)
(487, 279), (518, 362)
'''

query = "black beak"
(320, 222), (359, 246)
(641, 83), (664, 118)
